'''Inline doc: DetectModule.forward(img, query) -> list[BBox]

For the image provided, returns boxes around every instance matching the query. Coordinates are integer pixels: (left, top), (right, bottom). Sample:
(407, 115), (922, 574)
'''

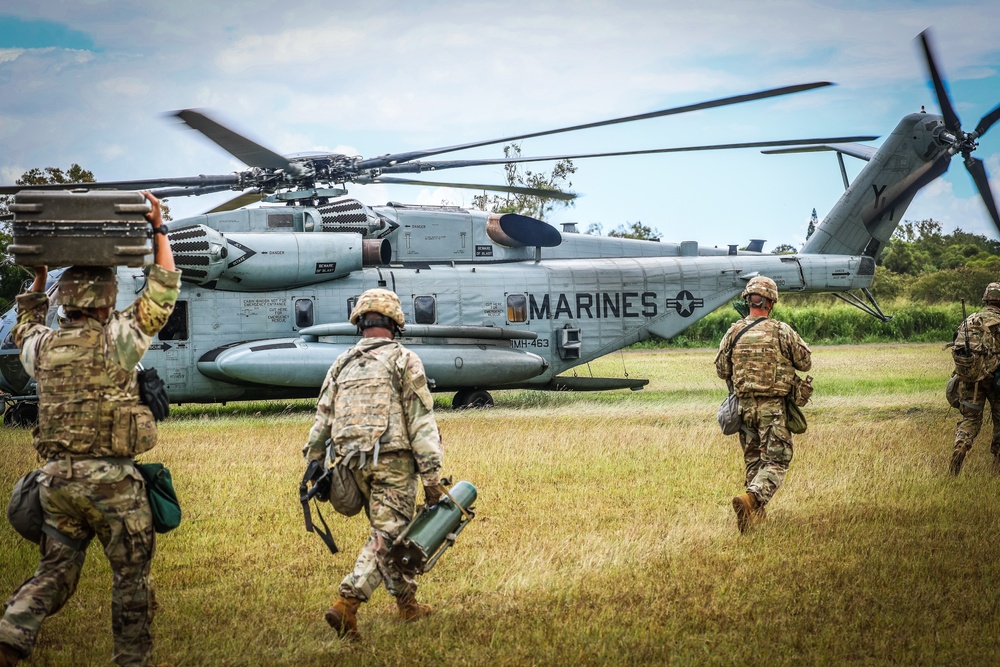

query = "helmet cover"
(349, 288), (405, 329)
(983, 282), (1000, 304)
(56, 266), (117, 309)
(742, 275), (779, 304)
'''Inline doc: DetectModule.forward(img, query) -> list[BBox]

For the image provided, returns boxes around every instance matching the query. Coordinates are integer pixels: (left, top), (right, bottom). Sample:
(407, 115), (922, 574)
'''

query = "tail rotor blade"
(918, 30), (963, 134)
(966, 157), (1000, 232)
(974, 103), (1000, 139)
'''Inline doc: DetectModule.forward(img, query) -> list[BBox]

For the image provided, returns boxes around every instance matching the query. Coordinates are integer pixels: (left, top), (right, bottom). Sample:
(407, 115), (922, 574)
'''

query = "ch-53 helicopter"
(0, 30), (997, 425)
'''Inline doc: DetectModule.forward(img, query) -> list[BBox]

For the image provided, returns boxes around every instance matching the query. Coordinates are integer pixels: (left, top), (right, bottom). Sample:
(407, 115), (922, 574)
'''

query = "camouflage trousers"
(953, 379), (1000, 458)
(0, 459), (155, 667)
(339, 451), (419, 602)
(737, 395), (794, 506)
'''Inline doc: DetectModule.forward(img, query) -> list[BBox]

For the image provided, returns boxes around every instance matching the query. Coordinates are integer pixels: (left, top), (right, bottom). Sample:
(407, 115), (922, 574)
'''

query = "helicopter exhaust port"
(362, 238), (391, 265)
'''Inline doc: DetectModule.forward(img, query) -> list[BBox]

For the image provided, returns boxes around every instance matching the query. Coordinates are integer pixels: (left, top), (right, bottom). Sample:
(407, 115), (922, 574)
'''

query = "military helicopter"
(0, 30), (997, 425)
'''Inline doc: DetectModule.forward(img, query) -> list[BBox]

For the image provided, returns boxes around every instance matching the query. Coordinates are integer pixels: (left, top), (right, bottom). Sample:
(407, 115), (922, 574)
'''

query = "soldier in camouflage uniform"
(302, 288), (445, 641)
(948, 282), (1000, 475)
(0, 192), (179, 667)
(715, 276), (812, 534)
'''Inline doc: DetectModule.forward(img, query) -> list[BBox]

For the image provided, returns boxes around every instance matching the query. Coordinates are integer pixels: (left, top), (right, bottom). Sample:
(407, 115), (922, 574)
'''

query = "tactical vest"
(730, 318), (796, 397)
(329, 341), (409, 462)
(951, 308), (1000, 382)
(33, 321), (156, 459)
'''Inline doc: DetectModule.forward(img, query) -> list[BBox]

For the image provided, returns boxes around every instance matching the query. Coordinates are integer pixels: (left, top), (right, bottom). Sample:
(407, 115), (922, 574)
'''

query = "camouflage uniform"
(716, 315), (812, 506)
(0, 265), (180, 667)
(951, 302), (1000, 467)
(303, 336), (443, 602)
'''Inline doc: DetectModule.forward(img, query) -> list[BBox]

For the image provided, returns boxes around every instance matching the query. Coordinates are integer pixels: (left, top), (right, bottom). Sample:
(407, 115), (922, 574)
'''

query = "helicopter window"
(413, 296), (436, 324)
(158, 301), (189, 341)
(507, 294), (528, 323)
(295, 299), (314, 328)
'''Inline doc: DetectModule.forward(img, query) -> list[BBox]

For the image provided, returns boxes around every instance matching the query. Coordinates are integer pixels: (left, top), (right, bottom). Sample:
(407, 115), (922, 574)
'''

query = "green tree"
(806, 208), (818, 240)
(772, 243), (797, 255)
(471, 144), (576, 220)
(607, 221), (661, 241)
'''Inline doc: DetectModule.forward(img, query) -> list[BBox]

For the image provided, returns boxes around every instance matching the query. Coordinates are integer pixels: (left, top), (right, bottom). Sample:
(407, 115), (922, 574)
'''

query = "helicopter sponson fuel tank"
(169, 224), (391, 290)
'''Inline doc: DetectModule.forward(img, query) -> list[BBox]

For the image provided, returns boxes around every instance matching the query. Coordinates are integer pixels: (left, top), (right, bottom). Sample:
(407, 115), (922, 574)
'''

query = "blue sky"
(1, 0), (998, 250)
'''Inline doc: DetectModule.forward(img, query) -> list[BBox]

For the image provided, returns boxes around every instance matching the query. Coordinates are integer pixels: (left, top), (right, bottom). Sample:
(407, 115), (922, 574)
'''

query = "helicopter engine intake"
(169, 224), (388, 291)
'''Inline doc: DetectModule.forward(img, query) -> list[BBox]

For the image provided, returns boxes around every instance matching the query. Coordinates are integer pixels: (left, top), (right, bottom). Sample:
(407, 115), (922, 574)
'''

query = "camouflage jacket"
(15, 265), (181, 460)
(952, 304), (1000, 378)
(303, 337), (443, 485)
(715, 315), (812, 398)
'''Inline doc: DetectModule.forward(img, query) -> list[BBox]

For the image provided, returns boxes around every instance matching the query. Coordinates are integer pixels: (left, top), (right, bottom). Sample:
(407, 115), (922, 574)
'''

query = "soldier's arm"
(401, 352), (443, 486)
(106, 264), (182, 370)
(13, 290), (51, 377)
(780, 323), (812, 372)
(302, 370), (336, 462)
(714, 327), (735, 380)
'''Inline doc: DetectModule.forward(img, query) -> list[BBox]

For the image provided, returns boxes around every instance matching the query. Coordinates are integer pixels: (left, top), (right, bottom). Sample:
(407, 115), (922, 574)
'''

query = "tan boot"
(324, 596), (362, 640)
(396, 595), (432, 622)
(949, 450), (966, 476)
(0, 643), (20, 667)
(732, 492), (760, 534)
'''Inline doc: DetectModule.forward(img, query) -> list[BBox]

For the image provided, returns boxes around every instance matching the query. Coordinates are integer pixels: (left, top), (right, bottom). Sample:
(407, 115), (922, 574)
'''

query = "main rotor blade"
(204, 191), (264, 213)
(149, 184), (236, 199)
(862, 150), (952, 227)
(175, 109), (294, 171)
(360, 175), (576, 201)
(356, 82), (836, 170)
(974, 103), (1000, 139)
(966, 157), (1000, 232)
(0, 174), (240, 195)
(375, 135), (880, 174)
(918, 30), (962, 134)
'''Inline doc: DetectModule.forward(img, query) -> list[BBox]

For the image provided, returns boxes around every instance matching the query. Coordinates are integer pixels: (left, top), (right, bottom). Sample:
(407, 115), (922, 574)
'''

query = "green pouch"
(136, 462), (182, 533)
(785, 397), (808, 434)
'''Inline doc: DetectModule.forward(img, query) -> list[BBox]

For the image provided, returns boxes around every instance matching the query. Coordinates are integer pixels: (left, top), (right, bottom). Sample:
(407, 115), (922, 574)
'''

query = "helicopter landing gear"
(3, 401), (38, 428)
(451, 389), (495, 410)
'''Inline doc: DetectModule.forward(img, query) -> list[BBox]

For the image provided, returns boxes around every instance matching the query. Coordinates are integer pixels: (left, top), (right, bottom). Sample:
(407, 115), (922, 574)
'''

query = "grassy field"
(2, 343), (999, 666)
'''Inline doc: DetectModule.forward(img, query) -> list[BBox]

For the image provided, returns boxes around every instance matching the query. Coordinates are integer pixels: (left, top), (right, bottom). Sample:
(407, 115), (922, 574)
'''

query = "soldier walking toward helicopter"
(715, 276), (812, 534)
(302, 288), (446, 641)
(948, 283), (1000, 475)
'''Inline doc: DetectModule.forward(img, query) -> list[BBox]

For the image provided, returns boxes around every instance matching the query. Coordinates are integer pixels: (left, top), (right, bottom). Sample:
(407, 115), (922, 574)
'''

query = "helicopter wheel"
(452, 389), (494, 410)
(3, 401), (38, 428)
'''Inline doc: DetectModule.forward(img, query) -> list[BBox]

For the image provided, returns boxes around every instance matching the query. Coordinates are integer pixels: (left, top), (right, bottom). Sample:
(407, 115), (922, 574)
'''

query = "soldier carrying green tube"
(301, 288), (446, 641)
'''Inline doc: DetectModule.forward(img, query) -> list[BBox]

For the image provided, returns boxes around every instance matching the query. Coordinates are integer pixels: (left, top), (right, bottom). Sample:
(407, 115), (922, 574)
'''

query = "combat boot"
(396, 595), (432, 622)
(324, 596), (362, 640)
(732, 492), (760, 534)
(0, 643), (20, 667)
(949, 450), (966, 476)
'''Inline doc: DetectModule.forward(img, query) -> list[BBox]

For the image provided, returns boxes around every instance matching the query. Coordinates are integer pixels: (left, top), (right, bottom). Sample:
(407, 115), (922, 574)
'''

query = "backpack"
(951, 313), (995, 382)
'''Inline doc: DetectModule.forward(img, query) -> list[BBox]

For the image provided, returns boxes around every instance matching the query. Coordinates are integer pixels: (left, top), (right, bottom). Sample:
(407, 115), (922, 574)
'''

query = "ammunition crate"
(8, 190), (153, 267)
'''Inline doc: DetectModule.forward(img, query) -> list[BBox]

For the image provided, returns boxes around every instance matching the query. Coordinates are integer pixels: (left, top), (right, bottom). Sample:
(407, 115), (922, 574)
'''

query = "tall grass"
(2, 343), (999, 666)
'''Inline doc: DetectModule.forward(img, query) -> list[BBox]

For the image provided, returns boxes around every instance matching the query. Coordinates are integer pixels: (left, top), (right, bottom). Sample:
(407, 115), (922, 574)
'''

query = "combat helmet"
(57, 266), (117, 309)
(983, 282), (1000, 304)
(742, 275), (779, 305)
(350, 288), (405, 330)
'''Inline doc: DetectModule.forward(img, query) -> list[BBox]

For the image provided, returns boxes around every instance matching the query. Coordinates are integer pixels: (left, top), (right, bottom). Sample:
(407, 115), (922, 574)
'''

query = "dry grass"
(2, 343), (999, 666)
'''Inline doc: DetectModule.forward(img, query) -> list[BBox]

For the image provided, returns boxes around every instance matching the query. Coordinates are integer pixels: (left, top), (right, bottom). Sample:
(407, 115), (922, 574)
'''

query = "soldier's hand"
(423, 483), (445, 507)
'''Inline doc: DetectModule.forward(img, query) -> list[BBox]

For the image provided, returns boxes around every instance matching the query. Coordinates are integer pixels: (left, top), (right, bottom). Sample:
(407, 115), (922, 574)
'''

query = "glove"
(137, 367), (170, 421)
(423, 483), (445, 507)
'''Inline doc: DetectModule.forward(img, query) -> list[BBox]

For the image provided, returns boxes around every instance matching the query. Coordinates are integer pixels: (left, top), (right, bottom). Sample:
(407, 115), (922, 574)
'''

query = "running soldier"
(302, 288), (444, 641)
(715, 276), (812, 533)
(0, 192), (179, 667)
(948, 282), (1000, 475)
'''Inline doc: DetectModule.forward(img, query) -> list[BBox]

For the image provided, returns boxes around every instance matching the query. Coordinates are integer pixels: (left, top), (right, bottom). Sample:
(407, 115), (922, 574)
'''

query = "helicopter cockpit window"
(507, 294), (528, 323)
(158, 300), (189, 341)
(294, 299), (314, 328)
(413, 296), (436, 325)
